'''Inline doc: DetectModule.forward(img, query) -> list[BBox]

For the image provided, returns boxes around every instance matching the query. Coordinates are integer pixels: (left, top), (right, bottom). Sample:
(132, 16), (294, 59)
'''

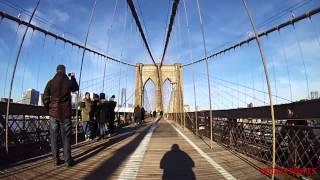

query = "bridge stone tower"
(135, 63), (183, 113)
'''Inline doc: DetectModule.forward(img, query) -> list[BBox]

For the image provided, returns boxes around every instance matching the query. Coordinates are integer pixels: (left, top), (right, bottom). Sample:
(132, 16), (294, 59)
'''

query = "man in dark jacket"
(107, 95), (117, 136)
(97, 93), (107, 140)
(43, 65), (79, 167)
(134, 105), (142, 126)
(153, 110), (156, 118)
(141, 107), (145, 124)
(90, 93), (100, 139)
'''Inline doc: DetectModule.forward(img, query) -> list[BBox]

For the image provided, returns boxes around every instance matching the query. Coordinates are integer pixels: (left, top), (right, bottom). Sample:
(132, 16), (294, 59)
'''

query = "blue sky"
(0, 0), (319, 111)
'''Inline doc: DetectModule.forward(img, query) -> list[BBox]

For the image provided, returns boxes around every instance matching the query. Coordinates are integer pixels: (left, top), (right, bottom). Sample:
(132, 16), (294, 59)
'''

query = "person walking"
(98, 93), (108, 140)
(141, 106), (145, 124)
(90, 93), (100, 139)
(107, 95), (117, 136)
(153, 110), (156, 118)
(134, 105), (142, 126)
(43, 65), (79, 167)
(80, 92), (92, 141)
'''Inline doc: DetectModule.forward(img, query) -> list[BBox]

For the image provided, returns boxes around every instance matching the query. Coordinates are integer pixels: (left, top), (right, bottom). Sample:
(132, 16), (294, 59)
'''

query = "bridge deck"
(1, 118), (271, 180)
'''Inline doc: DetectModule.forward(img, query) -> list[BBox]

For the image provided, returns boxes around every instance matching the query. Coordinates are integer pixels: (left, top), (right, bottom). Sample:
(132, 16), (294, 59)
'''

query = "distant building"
(121, 88), (126, 107)
(38, 93), (44, 106)
(71, 93), (79, 109)
(184, 105), (190, 112)
(310, 91), (319, 100)
(196, 106), (204, 111)
(0, 98), (13, 103)
(21, 89), (39, 105)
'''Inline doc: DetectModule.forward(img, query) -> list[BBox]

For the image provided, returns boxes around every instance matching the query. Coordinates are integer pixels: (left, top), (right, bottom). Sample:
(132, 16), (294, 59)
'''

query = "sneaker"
(67, 159), (75, 167)
(55, 159), (63, 166)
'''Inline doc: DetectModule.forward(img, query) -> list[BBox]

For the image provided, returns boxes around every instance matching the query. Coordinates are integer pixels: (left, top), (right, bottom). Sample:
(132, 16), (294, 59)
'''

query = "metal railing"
(168, 99), (320, 172)
(0, 102), (133, 150)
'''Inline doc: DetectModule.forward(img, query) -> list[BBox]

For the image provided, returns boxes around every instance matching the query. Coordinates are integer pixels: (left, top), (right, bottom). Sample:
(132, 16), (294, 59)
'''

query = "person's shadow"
(160, 144), (196, 180)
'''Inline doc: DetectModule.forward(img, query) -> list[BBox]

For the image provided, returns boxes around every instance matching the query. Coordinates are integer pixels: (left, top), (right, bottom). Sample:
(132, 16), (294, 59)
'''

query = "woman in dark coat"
(107, 95), (117, 136)
(98, 93), (108, 139)
(89, 93), (100, 139)
(134, 105), (142, 126)
(141, 107), (145, 124)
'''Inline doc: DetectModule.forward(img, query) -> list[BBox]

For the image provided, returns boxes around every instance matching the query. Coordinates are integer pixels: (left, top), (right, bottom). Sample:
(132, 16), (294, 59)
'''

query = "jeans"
(98, 122), (106, 137)
(50, 117), (72, 162)
(108, 119), (115, 134)
(82, 121), (90, 138)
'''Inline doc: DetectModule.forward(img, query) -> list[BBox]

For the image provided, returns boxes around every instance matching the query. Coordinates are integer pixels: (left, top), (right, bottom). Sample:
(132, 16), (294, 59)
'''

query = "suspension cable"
(126, 0), (156, 65)
(196, 0), (213, 149)
(182, 0), (198, 132)
(5, 0), (41, 154)
(75, 0), (97, 144)
(183, 7), (320, 67)
(102, 0), (119, 92)
(3, 23), (20, 97)
(242, 1), (276, 179)
(184, 68), (293, 103)
(21, 29), (35, 94)
(308, 17), (320, 47)
(0, 10), (135, 67)
(159, 0), (180, 67)
(292, 23), (310, 98)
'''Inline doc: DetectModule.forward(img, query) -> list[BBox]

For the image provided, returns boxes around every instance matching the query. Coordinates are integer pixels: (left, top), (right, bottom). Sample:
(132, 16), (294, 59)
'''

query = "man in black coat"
(134, 105), (142, 126)
(90, 93), (100, 139)
(43, 65), (79, 166)
(107, 95), (117, 136)
(153, 110), (156, 118)
(141, 107), (145, 123)
(97, 93), (108, 140)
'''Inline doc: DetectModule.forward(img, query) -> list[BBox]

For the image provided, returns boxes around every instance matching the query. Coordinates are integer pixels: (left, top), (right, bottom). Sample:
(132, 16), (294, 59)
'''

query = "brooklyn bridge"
(0, 0), (320, 179)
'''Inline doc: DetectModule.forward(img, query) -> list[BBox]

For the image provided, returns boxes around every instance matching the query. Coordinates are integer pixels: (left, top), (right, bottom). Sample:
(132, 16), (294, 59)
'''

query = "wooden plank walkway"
(135, 119), (268, 180)
(0, 118), (273, 180)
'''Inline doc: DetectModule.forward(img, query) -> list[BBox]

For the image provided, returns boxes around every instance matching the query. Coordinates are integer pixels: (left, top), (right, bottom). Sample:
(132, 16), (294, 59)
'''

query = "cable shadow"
(31, 130), (141, 180)
(196, 133), (272, 179)
(84, 124), (152, 180)
(0, 125), (145, 178)
(74, 131), (135, 164)
(160, 144), (196, 180)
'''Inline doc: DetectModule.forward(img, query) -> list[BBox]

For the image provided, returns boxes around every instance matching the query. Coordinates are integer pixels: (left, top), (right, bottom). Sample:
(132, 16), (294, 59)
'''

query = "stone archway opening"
(143, 78), (156, 113)
(162, 78), (173, 113)
(134, 63), (183, 114)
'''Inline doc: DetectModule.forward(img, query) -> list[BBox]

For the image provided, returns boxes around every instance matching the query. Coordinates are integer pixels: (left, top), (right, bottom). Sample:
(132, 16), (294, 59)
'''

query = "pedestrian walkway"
(0, 118), (273, 180)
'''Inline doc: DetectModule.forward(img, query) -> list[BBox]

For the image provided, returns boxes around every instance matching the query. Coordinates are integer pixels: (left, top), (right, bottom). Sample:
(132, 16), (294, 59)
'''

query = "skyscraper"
(121, 88), (126, 107)
(21, 89), (39, 105)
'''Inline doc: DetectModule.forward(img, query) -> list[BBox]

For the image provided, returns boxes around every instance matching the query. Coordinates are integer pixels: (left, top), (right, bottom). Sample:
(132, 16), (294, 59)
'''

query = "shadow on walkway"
(84, 123), (151, 180)
(0, 124), (149, 178)
(160, 144), (196, 180)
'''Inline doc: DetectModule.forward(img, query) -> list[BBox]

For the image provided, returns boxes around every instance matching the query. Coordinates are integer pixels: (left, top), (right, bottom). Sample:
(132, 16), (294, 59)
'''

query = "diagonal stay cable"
(126, 0), (156, 65)
(0, 10), (135, 67)
(183, 7), (320, 67)
(159, 0), (180, 67)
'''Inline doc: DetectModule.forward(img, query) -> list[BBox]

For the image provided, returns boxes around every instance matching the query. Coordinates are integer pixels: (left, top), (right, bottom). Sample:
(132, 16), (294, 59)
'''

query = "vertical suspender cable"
(271, 57), (278, 104)
(117, 68), (122, 120)
(5, 0), (41, 154)
(278, 31), (293, 101)
(241, 0), (276, 179)
(3, 24), (20, 97)
(102, 0), (119, 92)
(195, 0), (213, 149)
(182, 0), (198, 132)
(292, 24), (310, 98)
(36, 35), (47, 90)
(21, 30), (35, 97)
(308, 17), (320, 47)
(75, 0), (97, 144)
